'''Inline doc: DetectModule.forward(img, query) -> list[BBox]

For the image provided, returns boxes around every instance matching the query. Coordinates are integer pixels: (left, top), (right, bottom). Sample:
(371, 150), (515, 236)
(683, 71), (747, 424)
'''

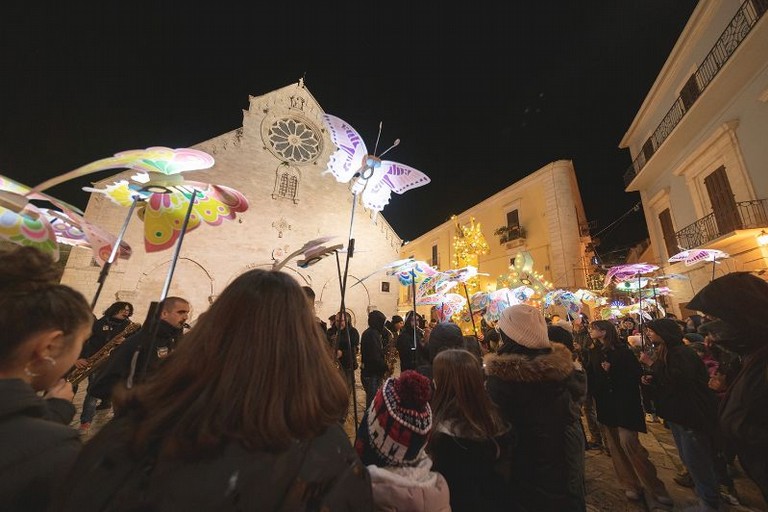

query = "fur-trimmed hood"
(484, 343), (574, 383)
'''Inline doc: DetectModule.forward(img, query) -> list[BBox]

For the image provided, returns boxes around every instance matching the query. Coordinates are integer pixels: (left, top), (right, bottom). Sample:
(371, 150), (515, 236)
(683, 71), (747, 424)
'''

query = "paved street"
(73, 379), (766, 511)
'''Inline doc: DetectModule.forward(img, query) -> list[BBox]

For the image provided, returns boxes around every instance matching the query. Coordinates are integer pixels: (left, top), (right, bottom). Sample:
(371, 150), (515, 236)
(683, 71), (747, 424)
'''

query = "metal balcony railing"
(624, 0), (767, 187)
(675, 198), (768, 249)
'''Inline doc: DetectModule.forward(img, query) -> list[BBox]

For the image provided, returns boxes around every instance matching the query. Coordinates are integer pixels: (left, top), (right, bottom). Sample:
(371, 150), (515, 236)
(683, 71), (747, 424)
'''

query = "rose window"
(267, 118), (321, 163)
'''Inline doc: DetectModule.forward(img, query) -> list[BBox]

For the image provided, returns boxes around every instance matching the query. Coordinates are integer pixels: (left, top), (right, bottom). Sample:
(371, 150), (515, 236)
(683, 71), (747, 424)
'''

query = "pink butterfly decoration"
(322, 114), (430, 211)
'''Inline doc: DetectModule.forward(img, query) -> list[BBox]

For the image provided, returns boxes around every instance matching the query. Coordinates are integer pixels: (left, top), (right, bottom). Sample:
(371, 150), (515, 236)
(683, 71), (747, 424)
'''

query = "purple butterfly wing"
(322, 114), (368, 183)
(380, 161), (431, 194)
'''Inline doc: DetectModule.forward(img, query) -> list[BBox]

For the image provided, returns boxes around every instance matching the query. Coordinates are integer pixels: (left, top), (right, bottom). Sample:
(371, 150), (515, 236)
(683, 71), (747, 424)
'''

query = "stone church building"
(61, 81), (403, 327)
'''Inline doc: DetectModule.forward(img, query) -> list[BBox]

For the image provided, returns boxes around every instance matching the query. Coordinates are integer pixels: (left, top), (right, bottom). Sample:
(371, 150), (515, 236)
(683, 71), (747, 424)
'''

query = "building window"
(272, 166), (301, 203)
(507, 209), (520, 229)
(658, 208), (677, 258)
(431, 244), (439, 267)
(381, 282), (390, 293)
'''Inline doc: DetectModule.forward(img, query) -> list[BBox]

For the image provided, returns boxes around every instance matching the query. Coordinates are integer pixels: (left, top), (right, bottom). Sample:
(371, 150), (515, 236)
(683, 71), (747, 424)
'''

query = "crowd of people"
(1, 244), (767, 512)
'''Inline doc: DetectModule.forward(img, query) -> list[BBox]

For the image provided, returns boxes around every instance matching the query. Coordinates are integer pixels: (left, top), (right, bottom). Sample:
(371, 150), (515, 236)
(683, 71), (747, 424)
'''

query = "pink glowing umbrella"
(669, 248), (728, 281)
(603, 263), (659, 286)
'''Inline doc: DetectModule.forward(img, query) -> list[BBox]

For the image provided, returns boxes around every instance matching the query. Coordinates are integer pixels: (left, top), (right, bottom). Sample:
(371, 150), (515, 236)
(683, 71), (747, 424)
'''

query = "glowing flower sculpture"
(34, 147), (249, 253)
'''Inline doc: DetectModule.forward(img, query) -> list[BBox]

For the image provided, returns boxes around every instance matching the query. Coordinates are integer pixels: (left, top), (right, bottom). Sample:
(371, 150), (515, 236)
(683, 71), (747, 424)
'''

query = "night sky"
(0, 1), (699, 259)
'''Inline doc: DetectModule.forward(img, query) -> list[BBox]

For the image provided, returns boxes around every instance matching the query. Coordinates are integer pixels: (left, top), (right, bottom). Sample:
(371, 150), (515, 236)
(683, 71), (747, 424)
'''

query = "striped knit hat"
(355, 370), (432, 467)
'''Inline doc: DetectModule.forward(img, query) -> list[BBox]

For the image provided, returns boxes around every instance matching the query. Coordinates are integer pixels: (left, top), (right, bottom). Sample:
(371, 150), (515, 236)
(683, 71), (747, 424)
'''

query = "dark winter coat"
(0, 379), (81, 512)
(484, 342), (577, 512)
(360, 327), (387, 378)
(89, 319), (182, 400)
(587, 342), (646, 433)
(396, 326), (425, 371)
(328, 325), (360, 371)
(52, 417), (372, 512)
(80, 315), (132, 359)
(429, 426), (515, 512)
(647, 342), (718, 433)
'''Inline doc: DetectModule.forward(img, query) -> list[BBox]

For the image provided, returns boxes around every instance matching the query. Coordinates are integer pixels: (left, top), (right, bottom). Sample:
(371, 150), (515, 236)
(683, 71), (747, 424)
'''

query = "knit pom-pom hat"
(354, 370), (432, 467)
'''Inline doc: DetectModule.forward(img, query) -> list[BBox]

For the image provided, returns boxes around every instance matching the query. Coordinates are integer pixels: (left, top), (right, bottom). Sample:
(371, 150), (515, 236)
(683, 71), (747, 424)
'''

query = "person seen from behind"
(355, 370), (450, 511)
(429, 349), (513, 512)
(54, 269), (372, 511)
(484, 304), (581, 511)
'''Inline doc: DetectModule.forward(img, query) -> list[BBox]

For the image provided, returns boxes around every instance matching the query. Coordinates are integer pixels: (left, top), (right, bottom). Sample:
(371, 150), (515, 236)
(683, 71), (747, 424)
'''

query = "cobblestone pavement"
(73, 380), (767, 512)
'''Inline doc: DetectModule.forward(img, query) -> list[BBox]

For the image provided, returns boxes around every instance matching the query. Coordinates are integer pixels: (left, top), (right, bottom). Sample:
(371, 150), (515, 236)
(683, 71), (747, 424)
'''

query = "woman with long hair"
(428, 349), (512, 512)
(55, 269), (372, 511)
(586, 319), (672, 508)
(0, 247), (93, 512)
(641, 318), (720, 511)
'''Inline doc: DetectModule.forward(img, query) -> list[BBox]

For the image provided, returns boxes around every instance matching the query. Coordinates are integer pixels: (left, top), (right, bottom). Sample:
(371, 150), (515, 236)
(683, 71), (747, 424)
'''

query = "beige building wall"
(397, 160), (593, 317)
(620, 0), (768, 316)
(61, 81), (402, 329)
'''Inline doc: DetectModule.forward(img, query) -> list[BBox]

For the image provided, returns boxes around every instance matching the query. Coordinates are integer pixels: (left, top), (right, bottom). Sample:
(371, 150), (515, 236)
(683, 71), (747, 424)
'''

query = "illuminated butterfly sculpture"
(1, 175), (131, 264)
(32, 147), (249, 253)
(322, 114), (430, 212)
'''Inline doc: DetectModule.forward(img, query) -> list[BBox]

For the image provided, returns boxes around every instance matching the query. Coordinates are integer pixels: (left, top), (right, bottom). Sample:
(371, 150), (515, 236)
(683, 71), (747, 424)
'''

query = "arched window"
(272, 166), (301, 203)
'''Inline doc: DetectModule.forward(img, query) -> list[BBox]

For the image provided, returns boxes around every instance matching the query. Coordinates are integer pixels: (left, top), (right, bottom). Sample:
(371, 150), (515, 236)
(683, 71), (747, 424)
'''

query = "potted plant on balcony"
(493, 225), (526, 244)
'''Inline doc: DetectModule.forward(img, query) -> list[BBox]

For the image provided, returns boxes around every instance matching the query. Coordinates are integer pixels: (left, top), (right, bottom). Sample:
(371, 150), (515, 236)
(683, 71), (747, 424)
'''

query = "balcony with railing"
(624, 0), (768, 187)
(675, 198), (768, 249)
(494, 225), (526, 245)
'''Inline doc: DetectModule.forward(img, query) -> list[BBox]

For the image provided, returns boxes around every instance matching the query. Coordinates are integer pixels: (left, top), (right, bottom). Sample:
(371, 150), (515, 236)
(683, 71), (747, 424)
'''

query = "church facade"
(60, 81), (403, 328)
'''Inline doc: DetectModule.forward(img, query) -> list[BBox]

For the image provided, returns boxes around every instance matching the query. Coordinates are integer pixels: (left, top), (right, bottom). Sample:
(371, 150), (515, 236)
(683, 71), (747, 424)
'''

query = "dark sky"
(0, 1), (698, 259)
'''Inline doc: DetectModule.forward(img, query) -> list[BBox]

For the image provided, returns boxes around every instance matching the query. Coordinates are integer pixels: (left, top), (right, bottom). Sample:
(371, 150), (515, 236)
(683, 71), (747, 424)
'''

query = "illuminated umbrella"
(669, 249), (728, 281)
(615, 278), (650, 293)
(0, 189), (60, 260)
(603, 263), (659, 286)
(1, 175), (131, 264)
(543, 289), (581, 317)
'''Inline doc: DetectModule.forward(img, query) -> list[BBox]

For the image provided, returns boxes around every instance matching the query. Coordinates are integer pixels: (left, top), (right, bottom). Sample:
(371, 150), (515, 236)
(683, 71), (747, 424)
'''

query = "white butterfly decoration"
(322, 114), (430, 211)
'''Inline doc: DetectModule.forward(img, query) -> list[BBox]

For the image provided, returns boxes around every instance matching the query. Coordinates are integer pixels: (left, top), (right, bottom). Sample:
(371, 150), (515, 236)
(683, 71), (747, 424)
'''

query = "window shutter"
(658, 209), (678, 258)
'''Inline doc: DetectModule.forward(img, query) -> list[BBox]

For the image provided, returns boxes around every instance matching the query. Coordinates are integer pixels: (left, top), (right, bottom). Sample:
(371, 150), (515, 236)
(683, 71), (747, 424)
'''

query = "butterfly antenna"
(372, 121), (383, 156)
(378, 139), (400, 159)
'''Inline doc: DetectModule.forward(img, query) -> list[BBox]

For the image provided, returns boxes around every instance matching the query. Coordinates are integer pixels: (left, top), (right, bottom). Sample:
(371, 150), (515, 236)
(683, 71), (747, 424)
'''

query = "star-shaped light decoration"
(62, 147), (249, 252)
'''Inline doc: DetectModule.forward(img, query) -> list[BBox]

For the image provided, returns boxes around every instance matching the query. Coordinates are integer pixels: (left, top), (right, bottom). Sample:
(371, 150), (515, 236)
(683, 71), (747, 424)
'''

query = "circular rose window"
(267, 118), (321, 163)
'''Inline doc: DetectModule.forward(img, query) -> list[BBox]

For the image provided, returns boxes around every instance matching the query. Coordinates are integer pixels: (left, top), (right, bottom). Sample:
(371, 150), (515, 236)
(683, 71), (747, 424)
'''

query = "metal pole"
(135, 188), (198, 386)
(637, 272), (644, 350)
(335, 250), (359, 429)
(159, 188), (198, 302)
(90, 195), (141, 310)
(411, 269), (417, 369)
(462, 283), (479, 341)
